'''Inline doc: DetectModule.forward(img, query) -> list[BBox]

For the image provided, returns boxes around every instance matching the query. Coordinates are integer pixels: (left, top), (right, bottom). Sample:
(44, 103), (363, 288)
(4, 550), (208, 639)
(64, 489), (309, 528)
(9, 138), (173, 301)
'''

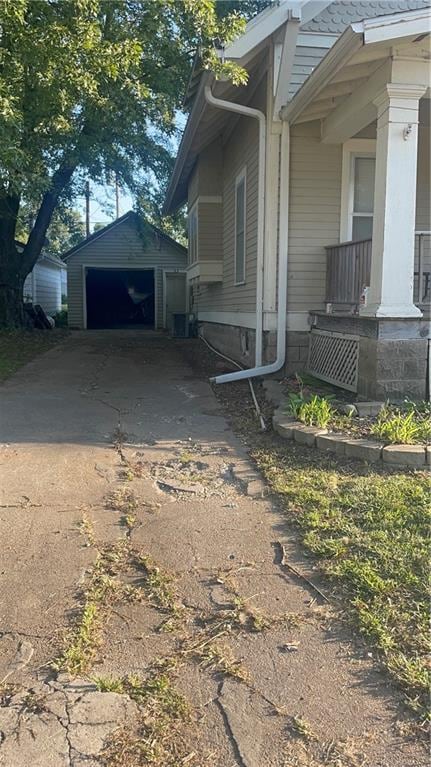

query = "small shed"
(23, 251), (66, 316)
(64, 211), (188, 330)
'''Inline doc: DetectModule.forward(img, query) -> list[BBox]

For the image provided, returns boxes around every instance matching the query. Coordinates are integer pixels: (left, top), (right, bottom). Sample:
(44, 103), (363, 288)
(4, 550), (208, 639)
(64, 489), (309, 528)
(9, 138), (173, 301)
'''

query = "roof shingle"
(301, 0), (431, 34)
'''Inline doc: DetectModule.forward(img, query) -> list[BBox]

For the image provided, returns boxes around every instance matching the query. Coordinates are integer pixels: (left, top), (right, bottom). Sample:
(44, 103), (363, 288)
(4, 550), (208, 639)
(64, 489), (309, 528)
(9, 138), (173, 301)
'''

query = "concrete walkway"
(0, 331), (426, 766)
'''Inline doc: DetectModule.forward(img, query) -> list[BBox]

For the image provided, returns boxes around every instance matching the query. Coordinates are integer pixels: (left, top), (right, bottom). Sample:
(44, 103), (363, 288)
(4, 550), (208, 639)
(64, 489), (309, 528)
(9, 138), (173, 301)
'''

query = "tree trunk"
(0, 163), (75, 328)
(0, 270), (25, 328)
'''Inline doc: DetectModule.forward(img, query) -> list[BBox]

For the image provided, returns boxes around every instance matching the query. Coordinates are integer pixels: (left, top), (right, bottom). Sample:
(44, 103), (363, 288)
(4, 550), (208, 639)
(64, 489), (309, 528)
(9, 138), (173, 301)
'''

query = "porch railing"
(325, 232), (431, 312)
(325, 238), (371, 310)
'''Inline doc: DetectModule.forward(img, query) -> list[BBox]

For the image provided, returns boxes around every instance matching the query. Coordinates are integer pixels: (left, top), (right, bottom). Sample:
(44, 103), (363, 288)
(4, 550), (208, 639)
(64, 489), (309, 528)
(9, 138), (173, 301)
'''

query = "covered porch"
(282, 7), (431, 399)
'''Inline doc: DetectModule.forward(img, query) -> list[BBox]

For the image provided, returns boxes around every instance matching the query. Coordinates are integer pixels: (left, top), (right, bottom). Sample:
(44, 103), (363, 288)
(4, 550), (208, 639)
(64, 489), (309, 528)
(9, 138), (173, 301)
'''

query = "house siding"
(287, 121), (342, 314)
(288, 45), (331, 102)
(197, 202), (223, 262)
(285, 121), (430, 316)
(24, 261), (62, 316)
(194, 76), (266, 319)
(67, 219), (187, 329)
(415, 125), (431, 297)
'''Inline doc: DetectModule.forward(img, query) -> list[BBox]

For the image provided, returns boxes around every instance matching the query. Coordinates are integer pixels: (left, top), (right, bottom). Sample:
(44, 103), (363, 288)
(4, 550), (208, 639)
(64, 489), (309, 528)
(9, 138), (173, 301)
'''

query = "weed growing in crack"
(289, 715), (318, 742)
(0, 683), (18, 706)
(192, 640), (250, 682)
(121, 514), (137, 533)
(106, 487), (138, 514)
(91, 676), (125, 693)
(78, 512), (96, 547)
(22, 690), (47, 714)
(54, 543), (185, 676)
(134, 554), (185, 630)
(206, 576), (301, 636)
(53, 542), (131, 675)
(98, 673), (198, 767)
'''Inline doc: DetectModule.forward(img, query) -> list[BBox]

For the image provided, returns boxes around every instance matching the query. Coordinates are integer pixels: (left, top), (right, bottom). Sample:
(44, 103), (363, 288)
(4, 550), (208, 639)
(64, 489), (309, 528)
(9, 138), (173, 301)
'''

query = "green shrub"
(53, 309), (68, 327)
(371, 407), (430, 444)
(286, 390), (335, 429)
(297, 395), (334, 428)
(286, 391), (305, 419)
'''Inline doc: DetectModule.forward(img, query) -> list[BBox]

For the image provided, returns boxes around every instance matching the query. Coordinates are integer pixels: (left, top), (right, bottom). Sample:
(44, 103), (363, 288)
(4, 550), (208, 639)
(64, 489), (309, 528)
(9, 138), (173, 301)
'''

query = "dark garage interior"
(86, 268), (155, 329)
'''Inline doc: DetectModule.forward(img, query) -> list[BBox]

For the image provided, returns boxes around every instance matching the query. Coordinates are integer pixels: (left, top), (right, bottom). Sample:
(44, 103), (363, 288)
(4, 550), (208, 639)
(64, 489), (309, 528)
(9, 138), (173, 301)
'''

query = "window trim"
(188, 202), (198, 265)
(340, 139), (376, 242)
(234, 168), (247, 286)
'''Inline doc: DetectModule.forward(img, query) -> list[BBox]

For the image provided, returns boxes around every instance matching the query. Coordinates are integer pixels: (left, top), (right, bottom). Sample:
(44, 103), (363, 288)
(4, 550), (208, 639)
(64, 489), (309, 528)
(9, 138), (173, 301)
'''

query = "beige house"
(164, 1), (431, 400)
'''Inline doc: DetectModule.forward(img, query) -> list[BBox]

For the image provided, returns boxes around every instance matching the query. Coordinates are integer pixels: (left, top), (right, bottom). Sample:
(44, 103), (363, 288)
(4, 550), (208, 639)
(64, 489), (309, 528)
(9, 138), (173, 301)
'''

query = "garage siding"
(66, 218), (187, 328)
(24, 261), (62, 315)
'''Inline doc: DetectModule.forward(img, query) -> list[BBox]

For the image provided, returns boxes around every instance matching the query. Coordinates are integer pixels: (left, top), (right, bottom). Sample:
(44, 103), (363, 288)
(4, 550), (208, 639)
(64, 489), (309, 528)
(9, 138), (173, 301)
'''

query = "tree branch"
(21, 164), (75, 275)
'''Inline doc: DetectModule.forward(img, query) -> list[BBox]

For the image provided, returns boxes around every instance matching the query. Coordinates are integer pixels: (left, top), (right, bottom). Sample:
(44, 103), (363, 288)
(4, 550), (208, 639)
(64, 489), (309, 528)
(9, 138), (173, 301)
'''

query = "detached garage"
(64, 211), (187, 330)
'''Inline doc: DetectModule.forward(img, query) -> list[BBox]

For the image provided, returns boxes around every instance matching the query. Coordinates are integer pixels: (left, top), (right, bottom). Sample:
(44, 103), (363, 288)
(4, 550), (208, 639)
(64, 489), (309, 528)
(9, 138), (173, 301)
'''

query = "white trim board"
(198, 310), (312, 333)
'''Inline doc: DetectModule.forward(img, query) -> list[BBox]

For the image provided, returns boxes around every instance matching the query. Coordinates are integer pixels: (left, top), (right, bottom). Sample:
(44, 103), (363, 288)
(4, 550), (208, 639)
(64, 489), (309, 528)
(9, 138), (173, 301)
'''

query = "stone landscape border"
(263, 381), (430, 470)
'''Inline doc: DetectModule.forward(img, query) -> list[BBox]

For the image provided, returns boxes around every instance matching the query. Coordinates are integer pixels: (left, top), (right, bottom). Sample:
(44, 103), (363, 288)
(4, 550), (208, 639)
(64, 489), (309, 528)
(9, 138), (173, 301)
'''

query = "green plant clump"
(371, 406), (431, 444)
(287, 392), (335, 428)
(53, 309), (68, 327)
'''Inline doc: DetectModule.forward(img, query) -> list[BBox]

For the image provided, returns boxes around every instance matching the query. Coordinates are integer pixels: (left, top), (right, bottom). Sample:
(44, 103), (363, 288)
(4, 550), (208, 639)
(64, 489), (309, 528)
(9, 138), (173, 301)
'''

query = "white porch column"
(361, 82), (427, 318)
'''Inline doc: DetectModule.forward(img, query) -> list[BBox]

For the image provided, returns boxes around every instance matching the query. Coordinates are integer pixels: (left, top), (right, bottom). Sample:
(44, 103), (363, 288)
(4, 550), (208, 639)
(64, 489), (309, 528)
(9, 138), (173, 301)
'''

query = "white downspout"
(210, 119), (290, 384)
(204, 85), (266, 368)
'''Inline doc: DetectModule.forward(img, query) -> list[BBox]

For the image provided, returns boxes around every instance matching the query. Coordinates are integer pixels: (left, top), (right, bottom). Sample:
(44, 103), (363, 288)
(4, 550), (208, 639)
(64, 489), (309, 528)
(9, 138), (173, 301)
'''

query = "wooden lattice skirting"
(307, 329), (359, 392)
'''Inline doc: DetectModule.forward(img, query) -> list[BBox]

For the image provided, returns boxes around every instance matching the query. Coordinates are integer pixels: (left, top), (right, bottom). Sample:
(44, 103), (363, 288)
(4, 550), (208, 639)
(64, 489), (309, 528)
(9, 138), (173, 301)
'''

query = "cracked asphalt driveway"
(0, 330), (427, 766)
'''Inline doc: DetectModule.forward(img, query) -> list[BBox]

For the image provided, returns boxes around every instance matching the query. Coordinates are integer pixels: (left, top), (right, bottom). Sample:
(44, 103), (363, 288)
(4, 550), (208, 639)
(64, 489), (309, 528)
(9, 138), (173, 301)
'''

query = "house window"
(351, 156), (375, 240)
(188, 205), (198, 264)
(234, 169), (246, 284)
(340, 139), (376, 242)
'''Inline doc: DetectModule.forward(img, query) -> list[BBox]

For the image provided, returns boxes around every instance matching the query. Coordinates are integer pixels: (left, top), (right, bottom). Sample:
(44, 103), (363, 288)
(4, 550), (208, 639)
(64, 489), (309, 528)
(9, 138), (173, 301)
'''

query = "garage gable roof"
(62, 211), (186, 261)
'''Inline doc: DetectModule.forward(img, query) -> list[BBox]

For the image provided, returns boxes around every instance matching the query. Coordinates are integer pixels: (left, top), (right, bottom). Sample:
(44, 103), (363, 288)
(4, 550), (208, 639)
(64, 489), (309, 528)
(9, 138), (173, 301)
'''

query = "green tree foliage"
(16, 201), (85, 256)
(0, 0), (248, 326)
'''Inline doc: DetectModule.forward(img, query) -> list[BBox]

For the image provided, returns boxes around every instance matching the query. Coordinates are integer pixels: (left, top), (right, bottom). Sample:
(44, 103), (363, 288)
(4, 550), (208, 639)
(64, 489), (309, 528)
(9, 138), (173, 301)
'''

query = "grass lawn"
(255, 445), (430, 718)
(0, 329), (68, 382)
(206, 372), (431, 721)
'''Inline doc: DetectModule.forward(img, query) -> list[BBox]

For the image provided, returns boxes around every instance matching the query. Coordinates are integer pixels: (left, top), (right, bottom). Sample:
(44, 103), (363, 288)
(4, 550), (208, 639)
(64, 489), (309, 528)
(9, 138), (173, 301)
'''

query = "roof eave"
(281, 7), (431, 125)
(163, 71), (212, 215)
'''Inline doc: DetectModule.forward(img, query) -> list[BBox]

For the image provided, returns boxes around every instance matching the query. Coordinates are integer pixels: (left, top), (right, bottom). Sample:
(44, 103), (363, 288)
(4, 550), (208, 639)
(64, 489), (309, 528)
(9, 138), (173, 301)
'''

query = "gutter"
(204, 84), (267, 369)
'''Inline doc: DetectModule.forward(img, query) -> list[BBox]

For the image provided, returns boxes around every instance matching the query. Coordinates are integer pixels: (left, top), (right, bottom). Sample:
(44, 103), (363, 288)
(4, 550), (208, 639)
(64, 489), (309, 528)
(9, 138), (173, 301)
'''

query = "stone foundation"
(200, 316), (430, 401)
(311, 313), (430, 400)
(199, 322), (310, 378)
(283, 332), (310, 377)
(199, 322), (277, 367)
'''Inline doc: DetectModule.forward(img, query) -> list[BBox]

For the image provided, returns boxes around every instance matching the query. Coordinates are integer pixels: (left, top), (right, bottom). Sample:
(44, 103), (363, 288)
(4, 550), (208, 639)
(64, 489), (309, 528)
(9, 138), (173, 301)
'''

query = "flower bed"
(264, 376), (430, 470)
(282, 375), (430, 445)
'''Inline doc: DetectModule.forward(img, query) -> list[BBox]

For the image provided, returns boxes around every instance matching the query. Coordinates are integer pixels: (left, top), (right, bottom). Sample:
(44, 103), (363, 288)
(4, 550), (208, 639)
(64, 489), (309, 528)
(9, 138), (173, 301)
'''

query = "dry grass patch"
(97, 673), (199, 767)
(0, 329), (67, 382)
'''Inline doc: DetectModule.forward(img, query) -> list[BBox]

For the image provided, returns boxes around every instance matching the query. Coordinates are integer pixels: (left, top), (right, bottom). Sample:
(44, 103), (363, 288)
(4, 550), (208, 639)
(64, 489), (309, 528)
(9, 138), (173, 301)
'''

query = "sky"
(74, 111), (187, 233)
(75, 181), (135, 231)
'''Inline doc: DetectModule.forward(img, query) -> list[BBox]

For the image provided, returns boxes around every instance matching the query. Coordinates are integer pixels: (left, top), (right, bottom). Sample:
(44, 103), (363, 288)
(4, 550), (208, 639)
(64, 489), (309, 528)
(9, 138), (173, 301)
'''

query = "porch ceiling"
(282, 8), (431, 139)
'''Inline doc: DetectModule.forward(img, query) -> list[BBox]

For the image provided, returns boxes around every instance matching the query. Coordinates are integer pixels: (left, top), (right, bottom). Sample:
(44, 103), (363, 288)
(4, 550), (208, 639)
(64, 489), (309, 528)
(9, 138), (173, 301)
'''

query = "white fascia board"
(224, 2), (299, 61)
(274, 17), (300, 119)
(353, 8), (431, 45)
